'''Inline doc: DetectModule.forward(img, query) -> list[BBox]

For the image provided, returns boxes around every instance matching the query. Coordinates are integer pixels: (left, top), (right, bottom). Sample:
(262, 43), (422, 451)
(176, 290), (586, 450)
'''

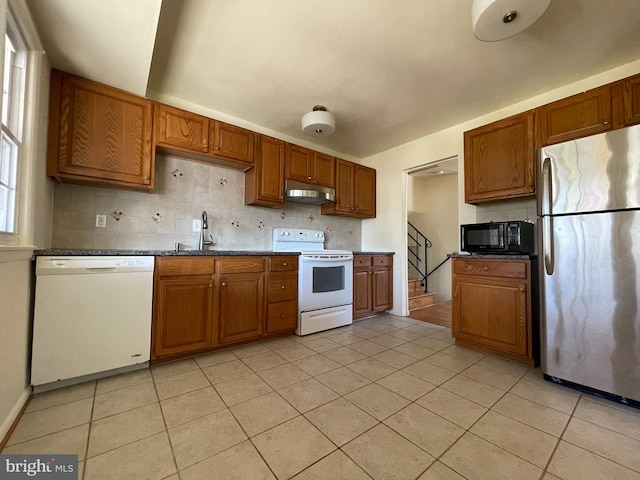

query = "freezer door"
(537, 124), (640, 216)
(539, 210), (640, 401)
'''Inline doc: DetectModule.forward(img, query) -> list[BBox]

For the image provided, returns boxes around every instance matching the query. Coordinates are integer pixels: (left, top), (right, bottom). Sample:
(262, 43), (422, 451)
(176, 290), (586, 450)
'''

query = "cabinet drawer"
(156, 257), (215, 276)
(354, 255), (372, 267)
(267, 301), (297, 333)
(454, 258), (528, 279)
(219, 257), (265, 274)
(269, 256), (298, 272)
(268, 273), (298, 302)
(372, 255), (392, 267)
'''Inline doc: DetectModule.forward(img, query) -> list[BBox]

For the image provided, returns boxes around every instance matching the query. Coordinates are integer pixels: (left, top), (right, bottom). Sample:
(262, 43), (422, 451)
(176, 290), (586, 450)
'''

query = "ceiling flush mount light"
(301, 105), (335, 137)
(472, 0), (551, 42)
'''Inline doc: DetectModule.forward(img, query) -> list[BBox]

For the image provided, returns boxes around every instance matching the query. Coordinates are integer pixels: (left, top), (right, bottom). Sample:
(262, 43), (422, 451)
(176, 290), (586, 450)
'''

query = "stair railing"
(407, 221), (432, 292)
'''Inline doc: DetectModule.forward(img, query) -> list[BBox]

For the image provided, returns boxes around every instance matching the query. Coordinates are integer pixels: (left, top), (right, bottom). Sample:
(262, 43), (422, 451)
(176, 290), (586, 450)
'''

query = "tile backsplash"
(51, 155), (362, 251)
(475, 198), (537, 223)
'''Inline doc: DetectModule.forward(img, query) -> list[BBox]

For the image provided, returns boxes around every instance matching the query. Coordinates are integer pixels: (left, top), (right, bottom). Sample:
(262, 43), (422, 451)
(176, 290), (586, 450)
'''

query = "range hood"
(285, 180), (336, 206)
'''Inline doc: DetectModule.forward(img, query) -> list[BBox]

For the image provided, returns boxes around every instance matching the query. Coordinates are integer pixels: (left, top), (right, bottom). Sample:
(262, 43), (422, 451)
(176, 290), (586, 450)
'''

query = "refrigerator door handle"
(543, 215), (554, 275)
(541, 157), (552, 216)
(541, 156), (554, 275)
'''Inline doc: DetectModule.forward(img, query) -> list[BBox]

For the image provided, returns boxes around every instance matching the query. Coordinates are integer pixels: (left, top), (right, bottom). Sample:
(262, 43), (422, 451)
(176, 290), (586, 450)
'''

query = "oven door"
(299, 255), (353, 312)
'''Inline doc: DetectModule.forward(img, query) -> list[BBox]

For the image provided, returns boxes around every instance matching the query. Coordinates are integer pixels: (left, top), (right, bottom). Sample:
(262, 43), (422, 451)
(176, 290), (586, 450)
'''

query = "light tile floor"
(4, 314), (640, 480)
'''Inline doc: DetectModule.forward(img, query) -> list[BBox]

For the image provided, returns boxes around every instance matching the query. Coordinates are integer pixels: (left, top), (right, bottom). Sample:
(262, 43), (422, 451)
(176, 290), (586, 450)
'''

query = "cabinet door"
(313, 152), (335, 188)
(218, 272), (264, 344)
(452, 276), (529, 356)
(155, 103), (209, 153)
(354, 164), (376, 217)
(622, 74), (640, 126)
(244, 135), (285, 207)
(48, 70), (154, 189)
(535, 85), (612, 147)
(152, 276), (213, 359)
(211, 120), (254, 165)
(372, 267), (392, 312)
(464, 111), (535, 203)
(353, 268), (372, 317)
(285, 144), (313, 182)
(327, 158), (356, 214)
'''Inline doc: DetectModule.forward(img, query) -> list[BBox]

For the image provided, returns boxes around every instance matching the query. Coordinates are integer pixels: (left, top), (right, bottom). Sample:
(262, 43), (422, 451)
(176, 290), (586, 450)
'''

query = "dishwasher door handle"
(85, 267), (118, 273)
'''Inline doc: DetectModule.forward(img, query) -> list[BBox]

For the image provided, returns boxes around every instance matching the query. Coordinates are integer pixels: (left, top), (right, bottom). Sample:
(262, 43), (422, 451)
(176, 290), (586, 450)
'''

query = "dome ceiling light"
(301, 105), (335, 137)
(472, 0), (551, 42)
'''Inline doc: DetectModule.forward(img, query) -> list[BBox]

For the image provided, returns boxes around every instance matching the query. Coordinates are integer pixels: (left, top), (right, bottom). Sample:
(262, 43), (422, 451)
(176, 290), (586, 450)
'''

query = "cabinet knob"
(281, 285), (286, 289)
(208, 284), (213, 287)
(282, 262), (287, 266)
(604, 121), (609, 125)
(203, 141), (208, 149)
(221, 281), (227, 287)
(215, 146), (220, 150)
(143, 176), (150, 180)
(307, 176), (312, 180)
(280, 314), (285, 319)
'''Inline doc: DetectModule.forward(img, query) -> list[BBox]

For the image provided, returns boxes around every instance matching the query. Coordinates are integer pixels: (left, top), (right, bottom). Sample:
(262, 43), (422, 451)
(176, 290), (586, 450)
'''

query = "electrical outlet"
(95, 214), (107, 228)
(192, 219), (202, 232)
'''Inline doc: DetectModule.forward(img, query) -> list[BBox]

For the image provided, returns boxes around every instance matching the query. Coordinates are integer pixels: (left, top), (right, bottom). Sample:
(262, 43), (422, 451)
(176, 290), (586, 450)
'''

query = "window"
(0, 15), (26, 234)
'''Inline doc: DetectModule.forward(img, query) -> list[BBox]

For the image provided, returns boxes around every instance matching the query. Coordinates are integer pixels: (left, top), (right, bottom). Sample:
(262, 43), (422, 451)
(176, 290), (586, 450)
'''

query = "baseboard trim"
(0, 388), (31, 451)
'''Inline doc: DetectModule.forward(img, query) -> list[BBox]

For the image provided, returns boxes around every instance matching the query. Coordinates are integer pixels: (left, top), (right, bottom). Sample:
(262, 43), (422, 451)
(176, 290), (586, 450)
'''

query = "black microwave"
(460, 221), (535, 254)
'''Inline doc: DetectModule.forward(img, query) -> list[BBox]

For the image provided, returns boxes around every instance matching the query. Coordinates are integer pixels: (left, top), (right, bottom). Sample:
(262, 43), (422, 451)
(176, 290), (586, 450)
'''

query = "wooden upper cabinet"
(621, 74), (640, 126)
(285, 144), (335, 188)
(244, 135), (285, 207)
(464, 110), (535, 204)
(535, 85), (612, 148)
(155, 103), (209, 153)
(47, 69), (154, 190)
(210, 121), (254, 165)
(322, 159), (376, 218)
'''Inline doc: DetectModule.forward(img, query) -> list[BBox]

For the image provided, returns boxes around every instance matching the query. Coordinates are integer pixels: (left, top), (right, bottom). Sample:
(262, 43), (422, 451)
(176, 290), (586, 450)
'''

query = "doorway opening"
(405, 157), (458, 327)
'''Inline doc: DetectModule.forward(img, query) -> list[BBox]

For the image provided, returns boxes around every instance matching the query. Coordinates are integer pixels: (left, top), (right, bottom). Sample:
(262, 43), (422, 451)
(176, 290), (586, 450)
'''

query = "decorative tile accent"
(171, 169), (183, 177)
(257, 221), (265, 229)
(111, 210), (123, 221)
(152, 212), (164, 223)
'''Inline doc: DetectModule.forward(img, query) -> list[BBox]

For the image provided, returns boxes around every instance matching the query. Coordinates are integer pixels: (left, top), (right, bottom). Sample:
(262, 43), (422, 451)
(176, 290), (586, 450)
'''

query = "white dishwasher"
(31, 256), (155, 391)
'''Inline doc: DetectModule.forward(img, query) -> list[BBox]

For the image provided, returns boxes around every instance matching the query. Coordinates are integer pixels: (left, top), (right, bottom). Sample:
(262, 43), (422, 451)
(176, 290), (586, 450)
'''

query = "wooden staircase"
(408, 278), (434, 314)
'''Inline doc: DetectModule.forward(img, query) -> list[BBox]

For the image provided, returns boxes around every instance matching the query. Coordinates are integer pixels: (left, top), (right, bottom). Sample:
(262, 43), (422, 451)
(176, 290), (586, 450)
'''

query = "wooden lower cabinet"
(152, 255), (297, 362)
(218, 272), (264, 344)
(353, 254), (393, 319)
(452, 257), (534, 366)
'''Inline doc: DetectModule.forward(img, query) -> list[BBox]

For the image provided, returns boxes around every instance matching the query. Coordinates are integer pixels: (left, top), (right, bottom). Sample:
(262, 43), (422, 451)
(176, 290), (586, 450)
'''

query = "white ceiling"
(26, 0), (640, 159)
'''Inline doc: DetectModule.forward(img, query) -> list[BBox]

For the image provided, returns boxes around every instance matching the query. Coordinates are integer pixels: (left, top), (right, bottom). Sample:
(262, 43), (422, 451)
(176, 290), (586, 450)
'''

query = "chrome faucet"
(198, 210), (214, 250)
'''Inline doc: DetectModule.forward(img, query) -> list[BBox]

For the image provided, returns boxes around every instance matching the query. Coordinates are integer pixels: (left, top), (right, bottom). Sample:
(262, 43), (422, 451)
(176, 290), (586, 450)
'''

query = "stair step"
(408, 278), (423, 294)
(409, 292), (434, 310)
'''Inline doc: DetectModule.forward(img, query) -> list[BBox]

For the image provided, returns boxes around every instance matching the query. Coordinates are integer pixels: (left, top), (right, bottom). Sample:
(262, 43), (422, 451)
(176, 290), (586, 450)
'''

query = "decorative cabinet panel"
(155, 103), (209, 153)
(464, 111), (535, 203)
(152, 255), (297, 362)
(218, 271), (264, 344)
(322, 159), (376, 218)
(452, 257), (534, 366)
(353, 254), (393, 319)
(285, 144), (335, 188)
(47, 69), (154, 190)
(535, 85), (612, 148)
(210, 120), (254, 165)
(621, 73), (640, 126)
(244, 135), (286, 207)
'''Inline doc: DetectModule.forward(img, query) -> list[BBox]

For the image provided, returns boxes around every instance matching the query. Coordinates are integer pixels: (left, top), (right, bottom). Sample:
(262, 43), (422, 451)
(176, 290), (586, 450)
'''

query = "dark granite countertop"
(33, 249), (298, 257)
(352, 252), (395, 255)
(448, 252), (537, 260)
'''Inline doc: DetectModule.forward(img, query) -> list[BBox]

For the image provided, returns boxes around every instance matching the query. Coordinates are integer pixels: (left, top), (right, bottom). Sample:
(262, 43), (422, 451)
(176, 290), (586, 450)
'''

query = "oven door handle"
(301, 256), (353, 263)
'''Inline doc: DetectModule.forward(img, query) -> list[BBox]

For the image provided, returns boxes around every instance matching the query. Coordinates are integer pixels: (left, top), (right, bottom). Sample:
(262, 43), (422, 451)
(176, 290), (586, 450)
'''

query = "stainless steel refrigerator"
(538, 124), (640, 407)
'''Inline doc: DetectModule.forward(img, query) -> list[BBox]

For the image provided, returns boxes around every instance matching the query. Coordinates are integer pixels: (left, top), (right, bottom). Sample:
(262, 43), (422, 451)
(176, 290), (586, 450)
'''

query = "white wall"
(362, 59), (640, 317)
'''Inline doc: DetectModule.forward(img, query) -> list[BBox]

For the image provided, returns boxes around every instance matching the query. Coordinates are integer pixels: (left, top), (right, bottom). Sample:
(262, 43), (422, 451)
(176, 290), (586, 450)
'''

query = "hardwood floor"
(409, 300), (452, 328)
